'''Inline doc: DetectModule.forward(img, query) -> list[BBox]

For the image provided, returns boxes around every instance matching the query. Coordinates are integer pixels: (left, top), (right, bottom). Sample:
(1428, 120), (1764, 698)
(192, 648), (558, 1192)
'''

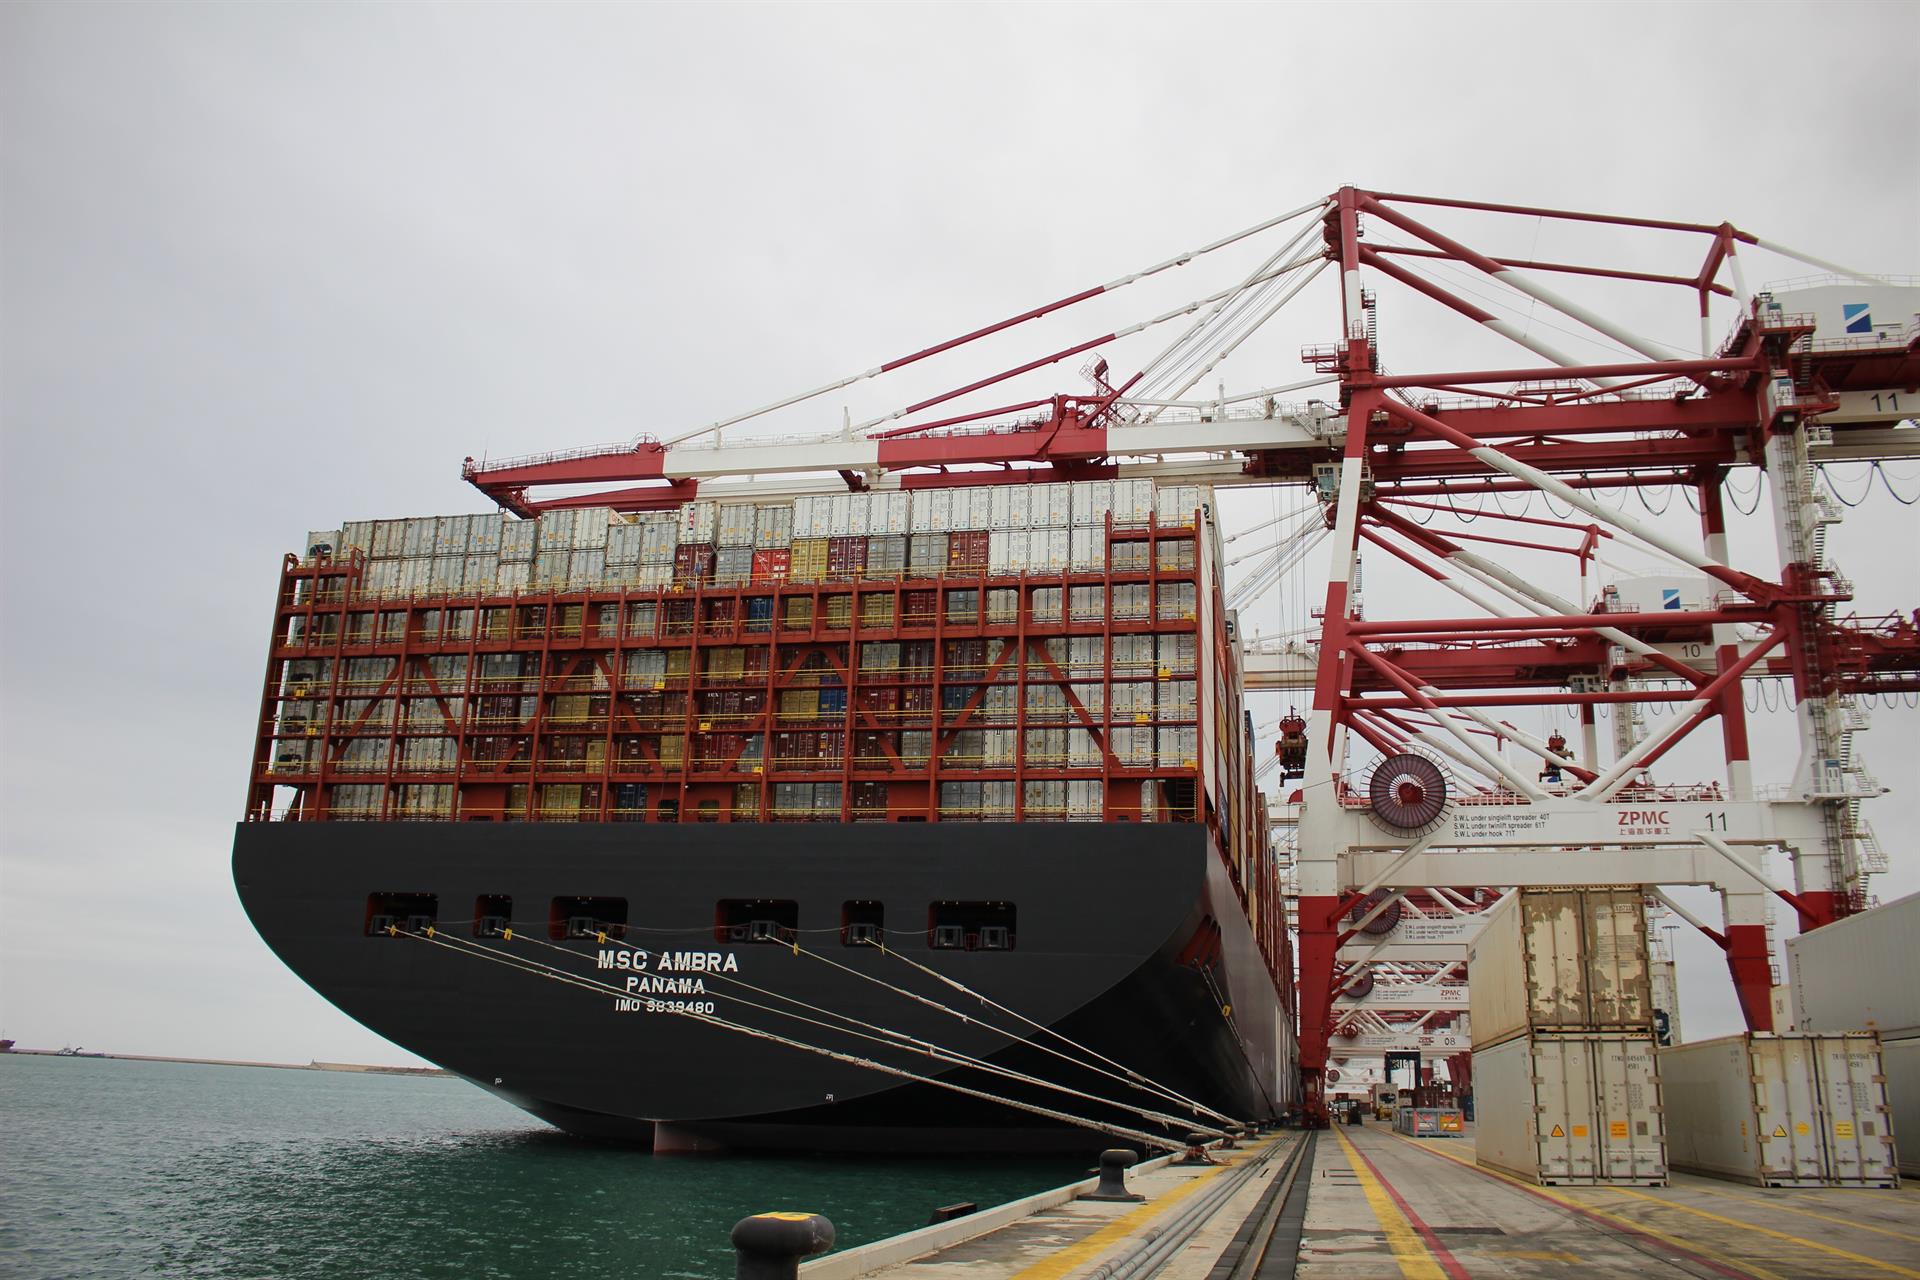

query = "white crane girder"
(1318, 796), (1825, 856)
(1329, 1030), (1472, 1053)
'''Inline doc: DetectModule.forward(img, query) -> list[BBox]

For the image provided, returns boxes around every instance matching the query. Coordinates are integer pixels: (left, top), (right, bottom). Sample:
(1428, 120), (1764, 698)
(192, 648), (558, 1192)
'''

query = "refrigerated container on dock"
(1788, 892), (1920, 1176)
(1473, 1032), (1667, 1185)
(1468, 887), (1653, 1048)
(1658, 1032), (1897, 1187)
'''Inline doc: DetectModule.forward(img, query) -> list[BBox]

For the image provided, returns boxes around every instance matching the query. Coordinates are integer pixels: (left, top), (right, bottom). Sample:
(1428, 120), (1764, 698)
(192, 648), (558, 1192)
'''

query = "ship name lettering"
(598, 949), (653, 971)
(623, 975), (709, 995)
(655, 950), (739, 973)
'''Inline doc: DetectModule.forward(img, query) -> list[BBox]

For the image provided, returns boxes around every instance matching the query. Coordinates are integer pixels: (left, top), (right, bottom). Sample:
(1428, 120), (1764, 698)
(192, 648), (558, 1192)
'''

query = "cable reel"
(1347, 889), (1403, 935)
(1363, 749), (1452, 837)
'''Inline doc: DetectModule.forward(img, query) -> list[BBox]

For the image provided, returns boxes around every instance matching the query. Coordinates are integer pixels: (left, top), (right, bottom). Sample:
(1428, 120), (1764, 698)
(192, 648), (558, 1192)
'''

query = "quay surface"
(805, 1124), (1920, 1278)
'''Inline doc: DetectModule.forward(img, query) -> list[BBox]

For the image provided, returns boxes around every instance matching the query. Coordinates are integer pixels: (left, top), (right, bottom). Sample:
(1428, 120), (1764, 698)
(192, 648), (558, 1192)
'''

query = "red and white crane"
(465, 186), (1920, 1123)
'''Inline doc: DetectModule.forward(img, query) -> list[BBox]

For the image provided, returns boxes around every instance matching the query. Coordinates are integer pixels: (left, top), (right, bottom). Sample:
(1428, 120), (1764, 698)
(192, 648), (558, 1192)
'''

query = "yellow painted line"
(1330, 1126), (1446, 1280)
(1007, 1143), (1272, 1280)
(1603, 1186), (1920, 1279)
(1677, 1181), (1920, 1245)
(1384, 1131), (1786, 1280)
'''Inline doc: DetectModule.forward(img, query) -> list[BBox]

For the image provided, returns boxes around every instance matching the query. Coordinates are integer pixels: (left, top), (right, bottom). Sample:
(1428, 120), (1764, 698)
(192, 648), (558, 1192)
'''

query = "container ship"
(235, 479), (1297, 1151)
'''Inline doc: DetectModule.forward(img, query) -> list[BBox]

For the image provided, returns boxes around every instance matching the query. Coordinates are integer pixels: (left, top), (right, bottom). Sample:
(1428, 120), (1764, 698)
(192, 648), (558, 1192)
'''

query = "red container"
(674, 543), (716, 585)
(752, 548), (791, 583)
(949, 530), (990, 572)
(857, 687), (900, 712)
(903, 589), (938, 625)
(827, 536), (868, 580)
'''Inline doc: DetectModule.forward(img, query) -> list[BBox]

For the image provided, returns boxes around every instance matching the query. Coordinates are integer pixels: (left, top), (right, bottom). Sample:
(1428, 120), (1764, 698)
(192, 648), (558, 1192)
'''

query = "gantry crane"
(463, 187), (1920, 1124)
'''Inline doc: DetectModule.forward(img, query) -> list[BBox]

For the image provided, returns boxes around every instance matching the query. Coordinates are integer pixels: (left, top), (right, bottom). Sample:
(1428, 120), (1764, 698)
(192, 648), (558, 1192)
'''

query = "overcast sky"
(3, 1), (1917, 1067)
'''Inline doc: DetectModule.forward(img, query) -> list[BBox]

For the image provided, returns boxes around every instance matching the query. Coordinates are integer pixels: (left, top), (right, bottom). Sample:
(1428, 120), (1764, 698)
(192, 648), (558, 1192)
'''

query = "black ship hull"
(233, 821), (1294, 1153)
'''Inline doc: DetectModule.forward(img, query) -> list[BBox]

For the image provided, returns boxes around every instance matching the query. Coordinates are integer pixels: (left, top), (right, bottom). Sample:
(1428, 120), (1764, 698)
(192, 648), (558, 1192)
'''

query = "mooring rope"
(389, 925), (1184, 1151)
(869, 942), (1238, 1125)
(511, 931), (1211, 1137)
(786, 939), (1230, 1133)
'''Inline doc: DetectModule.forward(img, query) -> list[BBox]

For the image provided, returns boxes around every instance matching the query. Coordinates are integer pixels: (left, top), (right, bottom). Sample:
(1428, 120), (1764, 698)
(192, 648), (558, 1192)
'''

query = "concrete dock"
(803, 1125), (1920, 1279)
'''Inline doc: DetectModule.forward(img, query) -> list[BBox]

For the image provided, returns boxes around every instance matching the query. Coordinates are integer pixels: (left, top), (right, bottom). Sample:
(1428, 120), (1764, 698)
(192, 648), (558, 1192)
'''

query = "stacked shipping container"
(269, 484), (1275, 861)
(1659, 1033), (1898, 1186)
(1787, 891), (1920, 1178)
(267, 477), (1282, 976)
(1467, 888), (1668, 1185)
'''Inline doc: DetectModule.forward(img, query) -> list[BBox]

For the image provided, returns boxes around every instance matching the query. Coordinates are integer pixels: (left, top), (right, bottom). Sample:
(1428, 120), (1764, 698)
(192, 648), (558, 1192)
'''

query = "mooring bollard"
(1219, 1123), (1242, 1150)
(1174, 1131), (1216, 1166)
(1079, 1148), (1145, 1202)
(731, 1212), (836, 1279)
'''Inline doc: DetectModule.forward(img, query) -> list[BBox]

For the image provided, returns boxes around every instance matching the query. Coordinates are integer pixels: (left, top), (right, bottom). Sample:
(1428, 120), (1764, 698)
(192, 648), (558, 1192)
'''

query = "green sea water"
(0, 1054), (1082, 1279)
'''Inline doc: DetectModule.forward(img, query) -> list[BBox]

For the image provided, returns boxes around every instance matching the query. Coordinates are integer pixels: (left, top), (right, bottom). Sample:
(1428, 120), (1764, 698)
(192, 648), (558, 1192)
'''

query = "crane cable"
(869, 943), (1238, 1125)
(517, 930), (1222, 1138)
(784, 939), (1228, 1133)
(390, 926), (1185, 1152)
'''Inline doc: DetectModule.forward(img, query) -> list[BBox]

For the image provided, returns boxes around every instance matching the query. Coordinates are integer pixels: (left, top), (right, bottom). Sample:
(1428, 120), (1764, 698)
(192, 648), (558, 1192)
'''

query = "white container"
(1788, 892), (1920, 1039)
(402, 518), (435, 558)
(1024, 529), (1062, 573)
(500, 519), (537, 562)
(988, 488), (1012, 529)
(825, 494), (853, 538)
(1006, 487), (1030, 529)
(1069, 528), (1105, 572)
(1041, 482), (1072, 527)
(495, 561), (531, 594)
(1070, 480), (1113, 527)
(401, 557), (433, 594)
(537, 509), (576, 552)
(716, 503), (757, 548)
(305, 530), (341, 558)
(534, 550), (569, 588)
(434, 514), (472, 556)
(1659, 1032), (1897, 1187)
(365, 560), (402, 595)
(1884, 1036), (1920, 1177)
(1469, 887), (1653, 1048)
(880, 492), (911, 535)
(1156, 484), (1204, 527)
(996, 529), (1027, 573)
(427, 556), (463, 591)
(1473, 1032), (1667, 1185)
(569, 549), (606, 590)
(924, 489), (952, 533)
(371, 519), (407, 559)
(1114, 479), (1154, 526)
(680, 500), (718, 545)
(572, 508), (612, 550)
(340, 520), (375, 556)
(468, 513), (504, 556)
(640, 516), (678, 562)
(462, 555), (496, 592)
(792, 495), (817, 539)
(606, 521), (644, 566)
(848, 493), (871, 536)
(754, 504), (793, 549)
(959, 488), (992, 531)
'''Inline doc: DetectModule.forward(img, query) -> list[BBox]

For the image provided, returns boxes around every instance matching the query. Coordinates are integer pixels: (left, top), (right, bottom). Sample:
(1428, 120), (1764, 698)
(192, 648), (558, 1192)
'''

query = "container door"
(1752, 1036), (1825, 1183)
(1531, 1038), (1593, 1182)
(1525, 891), (1590, 1028)
(1816, 1036), (1899, 1184)
(1594, 1037), (1666, 1182)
